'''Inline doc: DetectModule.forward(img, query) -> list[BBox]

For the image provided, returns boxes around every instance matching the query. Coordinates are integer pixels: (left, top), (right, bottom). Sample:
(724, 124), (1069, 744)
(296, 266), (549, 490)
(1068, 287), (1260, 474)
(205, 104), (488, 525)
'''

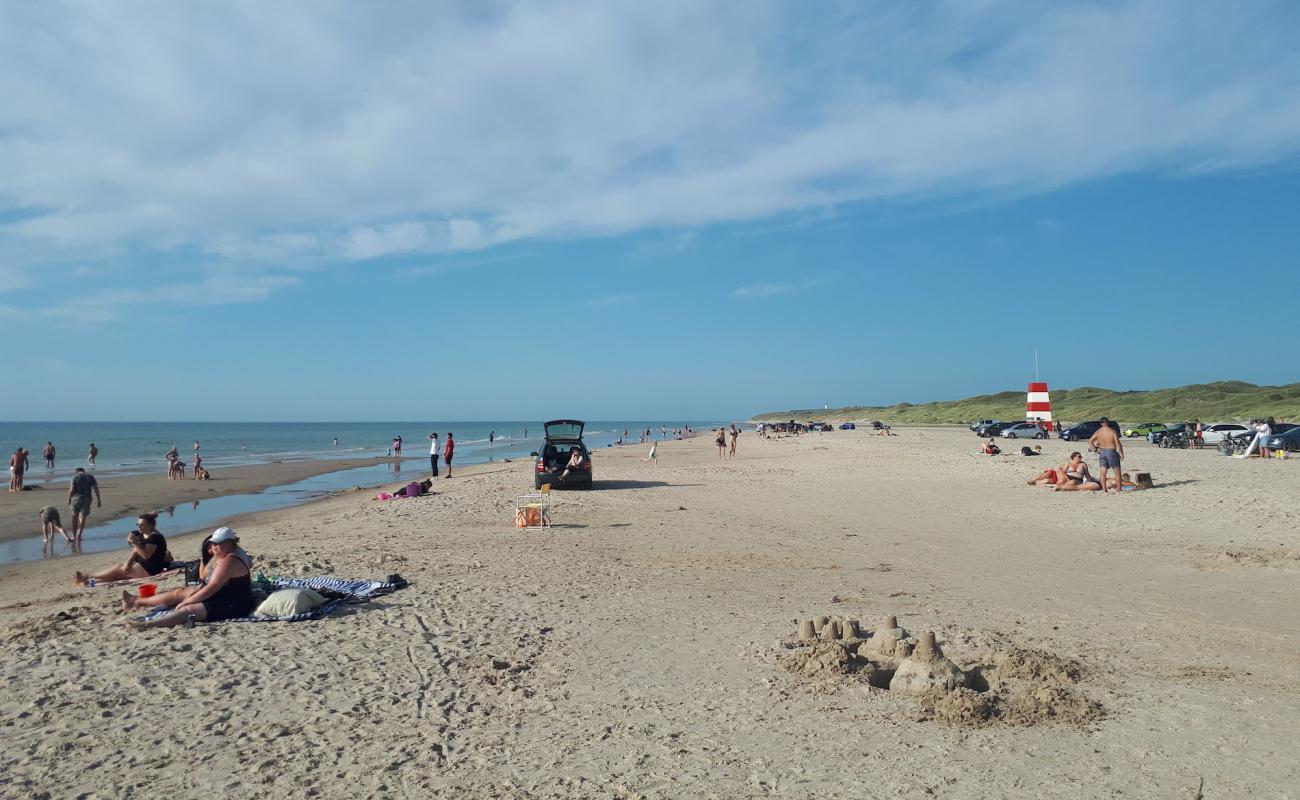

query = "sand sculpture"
(863, 614), (911, 658)
(888, 631), (968, 695)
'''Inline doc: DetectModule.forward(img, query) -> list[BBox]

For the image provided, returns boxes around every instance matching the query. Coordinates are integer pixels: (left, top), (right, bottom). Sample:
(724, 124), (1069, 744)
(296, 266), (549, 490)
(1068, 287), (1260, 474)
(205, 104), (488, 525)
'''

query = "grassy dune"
(752, 381), (1300, 425)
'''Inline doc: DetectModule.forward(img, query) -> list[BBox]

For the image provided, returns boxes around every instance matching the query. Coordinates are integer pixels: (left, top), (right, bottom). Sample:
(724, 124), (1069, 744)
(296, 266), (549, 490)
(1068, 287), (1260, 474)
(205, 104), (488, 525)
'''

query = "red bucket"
(139, 583), (157, 598)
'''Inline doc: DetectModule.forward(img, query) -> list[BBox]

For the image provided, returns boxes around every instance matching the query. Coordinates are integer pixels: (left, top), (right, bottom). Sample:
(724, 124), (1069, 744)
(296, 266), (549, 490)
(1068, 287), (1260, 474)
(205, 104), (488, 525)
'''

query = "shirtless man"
(1088, 418), (1125, 495)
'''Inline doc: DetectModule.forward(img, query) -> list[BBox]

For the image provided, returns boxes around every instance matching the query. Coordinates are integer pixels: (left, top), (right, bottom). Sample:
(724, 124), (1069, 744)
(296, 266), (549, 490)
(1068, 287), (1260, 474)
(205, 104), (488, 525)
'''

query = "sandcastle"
(888, 631), (968, 695)
(863, 614), (912, 659)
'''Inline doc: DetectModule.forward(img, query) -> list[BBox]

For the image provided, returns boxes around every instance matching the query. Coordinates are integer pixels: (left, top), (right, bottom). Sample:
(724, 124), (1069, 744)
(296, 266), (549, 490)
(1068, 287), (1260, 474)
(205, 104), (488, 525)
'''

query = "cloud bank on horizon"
(2, 0), (1299, 314)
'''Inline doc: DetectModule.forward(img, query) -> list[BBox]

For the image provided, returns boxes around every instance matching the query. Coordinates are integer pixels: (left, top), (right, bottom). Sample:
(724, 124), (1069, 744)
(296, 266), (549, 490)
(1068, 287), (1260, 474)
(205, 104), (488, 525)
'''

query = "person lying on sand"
(395, 478), (433, 497)
(1106, 472), (1139, 492)
(983, 439), (1002, 455)
(122, 528), (253, 613)
(127, 527), (252, 631)
(1053, 452), (1101, 492)
(1027, 467), (1061, 486)
(75, 513), (172, 586)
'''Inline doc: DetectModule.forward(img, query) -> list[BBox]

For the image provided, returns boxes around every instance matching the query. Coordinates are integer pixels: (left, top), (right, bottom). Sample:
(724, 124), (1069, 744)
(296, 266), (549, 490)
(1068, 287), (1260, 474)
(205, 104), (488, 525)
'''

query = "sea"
(1, 421), (721, 564)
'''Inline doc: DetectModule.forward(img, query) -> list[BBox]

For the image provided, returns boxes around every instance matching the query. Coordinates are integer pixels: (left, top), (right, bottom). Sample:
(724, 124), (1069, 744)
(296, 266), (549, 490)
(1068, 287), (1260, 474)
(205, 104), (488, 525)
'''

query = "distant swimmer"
(87, 443), (98, 466)
(333, 437), (338, 447)
(193, 441), (200, 453)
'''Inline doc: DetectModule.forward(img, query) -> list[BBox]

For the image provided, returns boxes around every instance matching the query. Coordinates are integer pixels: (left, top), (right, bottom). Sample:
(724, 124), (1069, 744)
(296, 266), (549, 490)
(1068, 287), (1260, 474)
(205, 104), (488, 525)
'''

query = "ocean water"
(2, 420), (722, 563)
(1, 420), (720, 485)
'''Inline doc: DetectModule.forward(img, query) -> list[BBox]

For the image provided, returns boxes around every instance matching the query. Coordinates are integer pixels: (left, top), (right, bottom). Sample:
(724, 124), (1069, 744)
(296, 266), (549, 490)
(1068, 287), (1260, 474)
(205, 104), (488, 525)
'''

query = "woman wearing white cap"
(122, 527), (251, 613)
(128, 527), (253, 631)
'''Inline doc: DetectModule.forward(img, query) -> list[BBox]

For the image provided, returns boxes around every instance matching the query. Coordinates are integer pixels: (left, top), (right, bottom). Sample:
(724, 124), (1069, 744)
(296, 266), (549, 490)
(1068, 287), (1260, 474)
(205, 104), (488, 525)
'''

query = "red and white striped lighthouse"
(1026, 382), (1052, 431)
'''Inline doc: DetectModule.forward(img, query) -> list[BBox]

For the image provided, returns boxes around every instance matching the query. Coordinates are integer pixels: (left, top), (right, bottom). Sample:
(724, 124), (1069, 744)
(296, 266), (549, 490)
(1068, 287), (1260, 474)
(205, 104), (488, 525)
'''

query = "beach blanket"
(142, 574), (407, 624)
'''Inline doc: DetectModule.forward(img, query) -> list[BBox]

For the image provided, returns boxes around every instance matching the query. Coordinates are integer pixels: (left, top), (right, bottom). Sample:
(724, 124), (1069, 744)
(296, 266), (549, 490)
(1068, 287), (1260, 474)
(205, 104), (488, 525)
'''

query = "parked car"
(1148, 422), (1188, 444)
(1001, 422), (1049, 439)
(1124, 422), (1166, 438)
(979, 421), (1018, 437)
(839, 422), (856, 430)
(970, 419), (1001, 432)
(1198, 423), (1252, 444)
(871, 420), (885, 430)
(1266, 427), (1300, 452)
(1059, 420), (1121, 441)
(533, 419), (592, 490)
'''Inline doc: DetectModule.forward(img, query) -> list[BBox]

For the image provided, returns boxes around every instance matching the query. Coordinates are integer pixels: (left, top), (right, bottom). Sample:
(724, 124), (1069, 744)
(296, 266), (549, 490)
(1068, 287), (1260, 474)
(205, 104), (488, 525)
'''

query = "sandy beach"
(0, 456), (406, 545)
(1, 428), (1296, 798)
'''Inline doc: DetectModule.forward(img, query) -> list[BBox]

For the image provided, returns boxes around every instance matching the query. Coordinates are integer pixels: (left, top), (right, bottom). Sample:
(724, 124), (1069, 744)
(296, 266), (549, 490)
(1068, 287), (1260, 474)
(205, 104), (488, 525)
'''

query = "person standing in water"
(489, 430), (495, 445)
(333, 437), (338, 447)
(87, 443), (98, 466)
(43, 442), (56, 469)
(393, 435), (402, 456)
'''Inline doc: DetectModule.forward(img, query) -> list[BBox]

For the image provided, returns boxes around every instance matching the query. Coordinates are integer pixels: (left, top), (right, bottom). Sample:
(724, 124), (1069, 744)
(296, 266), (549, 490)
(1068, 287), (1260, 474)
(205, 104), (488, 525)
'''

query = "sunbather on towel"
(128, 527), (253, 631)
(395, 478), (433, 497)
(121, 528), (253, 613)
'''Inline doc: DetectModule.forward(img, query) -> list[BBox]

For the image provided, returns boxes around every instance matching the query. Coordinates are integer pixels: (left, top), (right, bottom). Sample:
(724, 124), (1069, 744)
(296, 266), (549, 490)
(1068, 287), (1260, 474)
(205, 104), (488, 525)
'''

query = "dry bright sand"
(1, 429), (1296, 798)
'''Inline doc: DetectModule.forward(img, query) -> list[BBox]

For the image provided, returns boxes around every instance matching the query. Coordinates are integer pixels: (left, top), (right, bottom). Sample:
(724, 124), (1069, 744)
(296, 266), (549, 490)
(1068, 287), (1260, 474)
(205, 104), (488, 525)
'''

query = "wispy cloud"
(731, 282), (794, 298)
(586, 293), (637, 307)
(1, 1), (1298, 306)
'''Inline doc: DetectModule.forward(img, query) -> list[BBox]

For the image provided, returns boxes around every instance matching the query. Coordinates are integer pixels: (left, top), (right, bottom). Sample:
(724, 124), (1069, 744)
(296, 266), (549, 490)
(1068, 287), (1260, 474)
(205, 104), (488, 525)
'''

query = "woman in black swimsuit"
(128, 529), (253, 631)
(1053, 452), (1101, 492)
(75, 513), (172, 586)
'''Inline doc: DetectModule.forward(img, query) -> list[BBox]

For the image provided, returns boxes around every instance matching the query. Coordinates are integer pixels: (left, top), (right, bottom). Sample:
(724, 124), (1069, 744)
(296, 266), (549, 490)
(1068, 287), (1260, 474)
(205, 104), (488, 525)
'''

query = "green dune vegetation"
(752, 381), (1300, 426)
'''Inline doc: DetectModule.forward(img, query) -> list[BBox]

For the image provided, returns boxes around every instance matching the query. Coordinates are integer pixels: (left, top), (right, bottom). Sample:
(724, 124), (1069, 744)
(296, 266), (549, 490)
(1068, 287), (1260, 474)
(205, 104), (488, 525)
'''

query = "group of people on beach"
(9, 443), (98, 492)
(1018, 417), (1134, 493)
(716, 425), (739, 458)
(37, 467), (102, 548)
(69, 512), (255, 632)
(165, 442), (209, 480)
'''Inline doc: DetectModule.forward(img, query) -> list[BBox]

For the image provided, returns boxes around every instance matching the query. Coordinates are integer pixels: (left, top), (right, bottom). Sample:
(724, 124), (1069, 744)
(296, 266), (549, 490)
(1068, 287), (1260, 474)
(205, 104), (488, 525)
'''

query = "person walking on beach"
(88, 443), (98, 466)
(67, 467), (101, 541)
(716, 428), (727, 458)
(1088, 418), (1124, 495)
(428, 432), (440, 478)
(1194, 418), (1204, 448)
(443, 433), (455, 477)
(43, 442), (55, 469)
(728, 425), (739, 458)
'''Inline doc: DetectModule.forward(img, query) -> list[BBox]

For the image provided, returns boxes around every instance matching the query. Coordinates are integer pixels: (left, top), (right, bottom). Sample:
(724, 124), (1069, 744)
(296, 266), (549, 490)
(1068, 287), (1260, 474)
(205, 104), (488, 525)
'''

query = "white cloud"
(0, 0), (1298, 300)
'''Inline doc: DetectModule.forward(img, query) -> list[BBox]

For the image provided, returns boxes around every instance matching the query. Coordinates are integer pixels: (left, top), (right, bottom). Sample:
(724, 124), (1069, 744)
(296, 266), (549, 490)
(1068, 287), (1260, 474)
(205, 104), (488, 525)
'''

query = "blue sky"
(2, 1), (1299, 421)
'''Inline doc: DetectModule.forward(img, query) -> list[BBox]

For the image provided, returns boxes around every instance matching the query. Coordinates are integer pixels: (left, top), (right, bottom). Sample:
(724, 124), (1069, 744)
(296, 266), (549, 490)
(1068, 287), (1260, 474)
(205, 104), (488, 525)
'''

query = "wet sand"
(0, 456), (403, 544)
(0, 430), (1296, 798)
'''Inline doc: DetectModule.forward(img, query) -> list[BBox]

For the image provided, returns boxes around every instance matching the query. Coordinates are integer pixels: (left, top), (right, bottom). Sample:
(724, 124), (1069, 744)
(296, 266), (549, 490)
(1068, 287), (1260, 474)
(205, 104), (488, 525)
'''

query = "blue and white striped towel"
(143, 574), (407, 624)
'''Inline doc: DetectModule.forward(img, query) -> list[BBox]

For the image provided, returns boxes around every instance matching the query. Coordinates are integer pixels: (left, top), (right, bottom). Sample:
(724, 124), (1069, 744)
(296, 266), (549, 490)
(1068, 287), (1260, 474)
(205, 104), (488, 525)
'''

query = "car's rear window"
(545, 421), (584, 439)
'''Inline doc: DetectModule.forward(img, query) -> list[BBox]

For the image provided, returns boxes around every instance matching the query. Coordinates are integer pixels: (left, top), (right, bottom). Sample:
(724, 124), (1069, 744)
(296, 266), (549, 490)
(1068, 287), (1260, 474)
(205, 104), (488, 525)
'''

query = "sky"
(2, 1), (1299, 421)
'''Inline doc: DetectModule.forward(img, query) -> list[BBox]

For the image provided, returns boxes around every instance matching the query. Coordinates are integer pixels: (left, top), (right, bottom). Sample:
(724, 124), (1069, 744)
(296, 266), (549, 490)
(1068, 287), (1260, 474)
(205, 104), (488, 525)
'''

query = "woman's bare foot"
(121, 590), (138, 612)
(74, 571), (88, 586)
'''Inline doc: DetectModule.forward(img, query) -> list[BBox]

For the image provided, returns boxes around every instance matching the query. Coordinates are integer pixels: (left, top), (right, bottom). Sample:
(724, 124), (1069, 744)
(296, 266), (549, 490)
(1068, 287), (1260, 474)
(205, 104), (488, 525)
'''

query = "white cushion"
(255, 588), (327, 617)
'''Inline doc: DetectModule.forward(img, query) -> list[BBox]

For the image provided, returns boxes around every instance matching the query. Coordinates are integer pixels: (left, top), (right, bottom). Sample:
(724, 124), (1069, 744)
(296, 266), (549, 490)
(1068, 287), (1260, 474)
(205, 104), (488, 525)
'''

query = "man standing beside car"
(1088, 418), (1124, 495)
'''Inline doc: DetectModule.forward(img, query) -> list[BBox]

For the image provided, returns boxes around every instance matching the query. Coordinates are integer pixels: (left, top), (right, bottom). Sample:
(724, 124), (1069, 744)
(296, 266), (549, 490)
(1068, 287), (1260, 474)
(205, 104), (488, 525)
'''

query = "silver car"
(1001, 422), (1049, 439)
